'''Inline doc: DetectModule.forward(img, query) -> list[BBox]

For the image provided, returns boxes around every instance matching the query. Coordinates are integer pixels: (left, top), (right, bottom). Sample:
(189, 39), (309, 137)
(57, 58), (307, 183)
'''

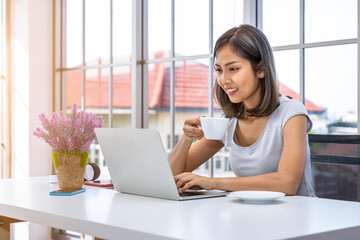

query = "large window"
(263, 0), (358, 135)
(146, 0), (243, 177)
(55, 0), (133, 175)
(56, 0), (244, 177)
(262, 0), (359, 201)
(57, 1), (360, 183)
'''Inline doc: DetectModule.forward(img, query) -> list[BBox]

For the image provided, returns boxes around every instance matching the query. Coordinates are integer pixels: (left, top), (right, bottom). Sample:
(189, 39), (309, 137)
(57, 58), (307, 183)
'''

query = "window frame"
(258, 0), (360, 134)
(54, 0), (360, 181)
(55, 0), (247, 177)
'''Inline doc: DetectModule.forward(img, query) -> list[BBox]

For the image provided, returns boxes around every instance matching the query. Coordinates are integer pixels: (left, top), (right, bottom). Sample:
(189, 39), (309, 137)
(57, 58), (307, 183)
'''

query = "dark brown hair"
(214, 24), (279, 118)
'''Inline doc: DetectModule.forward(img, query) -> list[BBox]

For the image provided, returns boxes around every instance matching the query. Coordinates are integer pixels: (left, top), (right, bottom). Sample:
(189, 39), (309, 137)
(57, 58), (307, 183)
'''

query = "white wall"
(28, 0), (53, 177)
(11, 0), (53, 239)
(12, 0), (30, 179)
(12, 0), (53, 179)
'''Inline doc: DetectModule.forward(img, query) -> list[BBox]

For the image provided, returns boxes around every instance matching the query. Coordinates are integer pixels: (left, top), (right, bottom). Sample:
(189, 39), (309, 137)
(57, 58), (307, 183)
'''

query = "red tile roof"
(67, 52), (324, 113)
(279, 83), (324, 112)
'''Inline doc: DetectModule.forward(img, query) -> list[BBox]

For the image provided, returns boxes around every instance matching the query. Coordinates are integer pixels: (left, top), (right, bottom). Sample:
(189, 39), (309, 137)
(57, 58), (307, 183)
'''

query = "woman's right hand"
(182, 116), (204, 142)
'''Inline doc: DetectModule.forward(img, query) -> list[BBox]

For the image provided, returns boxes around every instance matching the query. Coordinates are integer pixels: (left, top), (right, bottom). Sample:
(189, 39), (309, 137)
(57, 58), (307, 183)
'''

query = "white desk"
(1, 177), (360, 240)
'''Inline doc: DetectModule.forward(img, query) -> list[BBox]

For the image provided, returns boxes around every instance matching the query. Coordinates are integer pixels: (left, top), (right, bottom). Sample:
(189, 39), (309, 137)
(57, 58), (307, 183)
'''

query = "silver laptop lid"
(95, 128), (181, 200)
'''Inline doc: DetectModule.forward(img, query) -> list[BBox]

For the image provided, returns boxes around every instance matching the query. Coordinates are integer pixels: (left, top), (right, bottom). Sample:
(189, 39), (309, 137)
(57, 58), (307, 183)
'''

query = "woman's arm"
(175, 115), (308, 195)
(168, 117), (224, 175)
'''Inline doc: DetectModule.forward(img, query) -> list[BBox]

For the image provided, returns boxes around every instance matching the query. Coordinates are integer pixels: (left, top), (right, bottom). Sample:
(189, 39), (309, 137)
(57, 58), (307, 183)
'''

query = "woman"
(168, 24), (315, 197)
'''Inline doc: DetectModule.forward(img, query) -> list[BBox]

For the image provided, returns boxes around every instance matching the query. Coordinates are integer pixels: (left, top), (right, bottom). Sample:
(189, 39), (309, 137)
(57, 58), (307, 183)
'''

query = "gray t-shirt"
(221, 95), (316, 197)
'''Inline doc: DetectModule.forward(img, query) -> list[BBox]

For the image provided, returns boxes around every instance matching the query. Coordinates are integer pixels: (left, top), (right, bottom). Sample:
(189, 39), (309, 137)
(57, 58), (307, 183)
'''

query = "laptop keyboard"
(179, 191), (209, 197)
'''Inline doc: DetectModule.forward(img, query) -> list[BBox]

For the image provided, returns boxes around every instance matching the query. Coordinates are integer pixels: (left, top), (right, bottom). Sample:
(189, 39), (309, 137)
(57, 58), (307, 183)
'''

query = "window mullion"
(82, 0), (86, 110)
(208, 0), (214, 177)
(243, 0), (257, 26)
(109, 0), (113, 128)
(142, 0), (149, 129)
(131, 0), (144, 128)
(256, 0), (263, 30)
(300, 0), (305, 104)
(61, 0), (66, 111)
(170, 0), (175, 149)
(208, 0), (214, 118)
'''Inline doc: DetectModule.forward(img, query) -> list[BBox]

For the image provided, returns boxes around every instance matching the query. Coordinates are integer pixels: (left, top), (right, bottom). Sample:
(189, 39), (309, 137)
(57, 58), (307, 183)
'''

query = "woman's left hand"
(174, 172), (213, 193)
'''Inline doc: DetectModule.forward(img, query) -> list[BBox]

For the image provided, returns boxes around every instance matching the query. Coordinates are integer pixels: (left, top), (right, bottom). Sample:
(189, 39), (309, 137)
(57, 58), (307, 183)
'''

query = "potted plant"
(33, 103), (103, 189)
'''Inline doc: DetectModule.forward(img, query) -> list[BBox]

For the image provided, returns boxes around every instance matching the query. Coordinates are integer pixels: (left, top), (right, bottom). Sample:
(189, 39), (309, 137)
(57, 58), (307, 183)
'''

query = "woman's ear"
(257, 61), (265, 78)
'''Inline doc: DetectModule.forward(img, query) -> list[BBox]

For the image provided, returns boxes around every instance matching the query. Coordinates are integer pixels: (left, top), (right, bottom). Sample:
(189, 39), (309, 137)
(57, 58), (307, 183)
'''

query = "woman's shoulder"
(277, 95), (307, 112)
(275, 95), (312, 132)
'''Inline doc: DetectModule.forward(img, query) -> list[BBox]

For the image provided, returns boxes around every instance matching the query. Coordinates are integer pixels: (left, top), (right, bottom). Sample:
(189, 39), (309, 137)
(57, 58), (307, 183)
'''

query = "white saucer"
(227, 191), (285, 204)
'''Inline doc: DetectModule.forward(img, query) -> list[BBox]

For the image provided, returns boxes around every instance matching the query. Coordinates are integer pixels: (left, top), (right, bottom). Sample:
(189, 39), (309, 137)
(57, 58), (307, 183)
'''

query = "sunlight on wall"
(13, 36), (30, 178)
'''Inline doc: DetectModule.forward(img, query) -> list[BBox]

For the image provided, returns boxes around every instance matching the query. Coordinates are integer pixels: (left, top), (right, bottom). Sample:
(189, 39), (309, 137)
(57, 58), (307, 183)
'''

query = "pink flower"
(33, 103), (103, 153)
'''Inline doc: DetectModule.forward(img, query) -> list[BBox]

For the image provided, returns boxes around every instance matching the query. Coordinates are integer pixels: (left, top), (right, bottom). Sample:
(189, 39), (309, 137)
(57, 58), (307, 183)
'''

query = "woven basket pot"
(52, 152), (89, 189)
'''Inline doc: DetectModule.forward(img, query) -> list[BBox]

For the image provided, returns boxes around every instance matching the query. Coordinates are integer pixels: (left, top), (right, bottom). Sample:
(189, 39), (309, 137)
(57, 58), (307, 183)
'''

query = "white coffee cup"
(200, 117), (230, 140)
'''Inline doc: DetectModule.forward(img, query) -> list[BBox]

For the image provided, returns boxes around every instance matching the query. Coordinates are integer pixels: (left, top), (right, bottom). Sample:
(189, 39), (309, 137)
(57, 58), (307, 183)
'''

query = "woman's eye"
(230, 67), (239, 71)
(215, 68), (222, 72)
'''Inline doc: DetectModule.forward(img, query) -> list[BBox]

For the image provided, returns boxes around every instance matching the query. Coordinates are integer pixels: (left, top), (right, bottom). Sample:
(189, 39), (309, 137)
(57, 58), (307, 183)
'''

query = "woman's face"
(215, 44), (263, 108)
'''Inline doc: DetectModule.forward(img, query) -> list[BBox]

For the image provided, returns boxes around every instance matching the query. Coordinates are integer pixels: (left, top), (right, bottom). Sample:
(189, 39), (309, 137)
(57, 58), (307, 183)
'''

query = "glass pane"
(85, 68), (110, 176)
(66, 70), (82, 108)
(175, 0), (209, 56)
(85, 68), (110, 128)
(213, 150), (234, 177)
(148, 0), (171, 59)
(113, 0), (132, 62)
(66, 0), (82, 68)
(305, 44), (357, 134)
(212, 68), (234, 178)
(212, 69), (224, 118)
(90, 138), (108, 175)
(113, 66), (132, 128)
(213, 0), (244, 50)
(85, 0), (110, 65)
(263, 0), (299, 46)
(305, 0), (357, 43)
(148, 63), (171, 152)
(174, 60), (210, 176)
(273, 50), (300, 99)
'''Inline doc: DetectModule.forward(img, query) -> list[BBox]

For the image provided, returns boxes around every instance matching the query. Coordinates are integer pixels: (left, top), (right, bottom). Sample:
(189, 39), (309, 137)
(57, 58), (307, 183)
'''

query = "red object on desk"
(84, 180), (113, 188)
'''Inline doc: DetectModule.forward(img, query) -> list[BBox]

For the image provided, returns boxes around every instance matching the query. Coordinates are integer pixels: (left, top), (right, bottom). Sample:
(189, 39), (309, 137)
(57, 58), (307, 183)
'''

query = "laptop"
(95, 128), (228, 201)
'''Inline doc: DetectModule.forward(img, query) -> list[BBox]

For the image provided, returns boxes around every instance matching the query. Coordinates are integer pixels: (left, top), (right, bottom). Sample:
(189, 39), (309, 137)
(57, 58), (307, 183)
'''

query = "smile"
(226, 88), (238, 95)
